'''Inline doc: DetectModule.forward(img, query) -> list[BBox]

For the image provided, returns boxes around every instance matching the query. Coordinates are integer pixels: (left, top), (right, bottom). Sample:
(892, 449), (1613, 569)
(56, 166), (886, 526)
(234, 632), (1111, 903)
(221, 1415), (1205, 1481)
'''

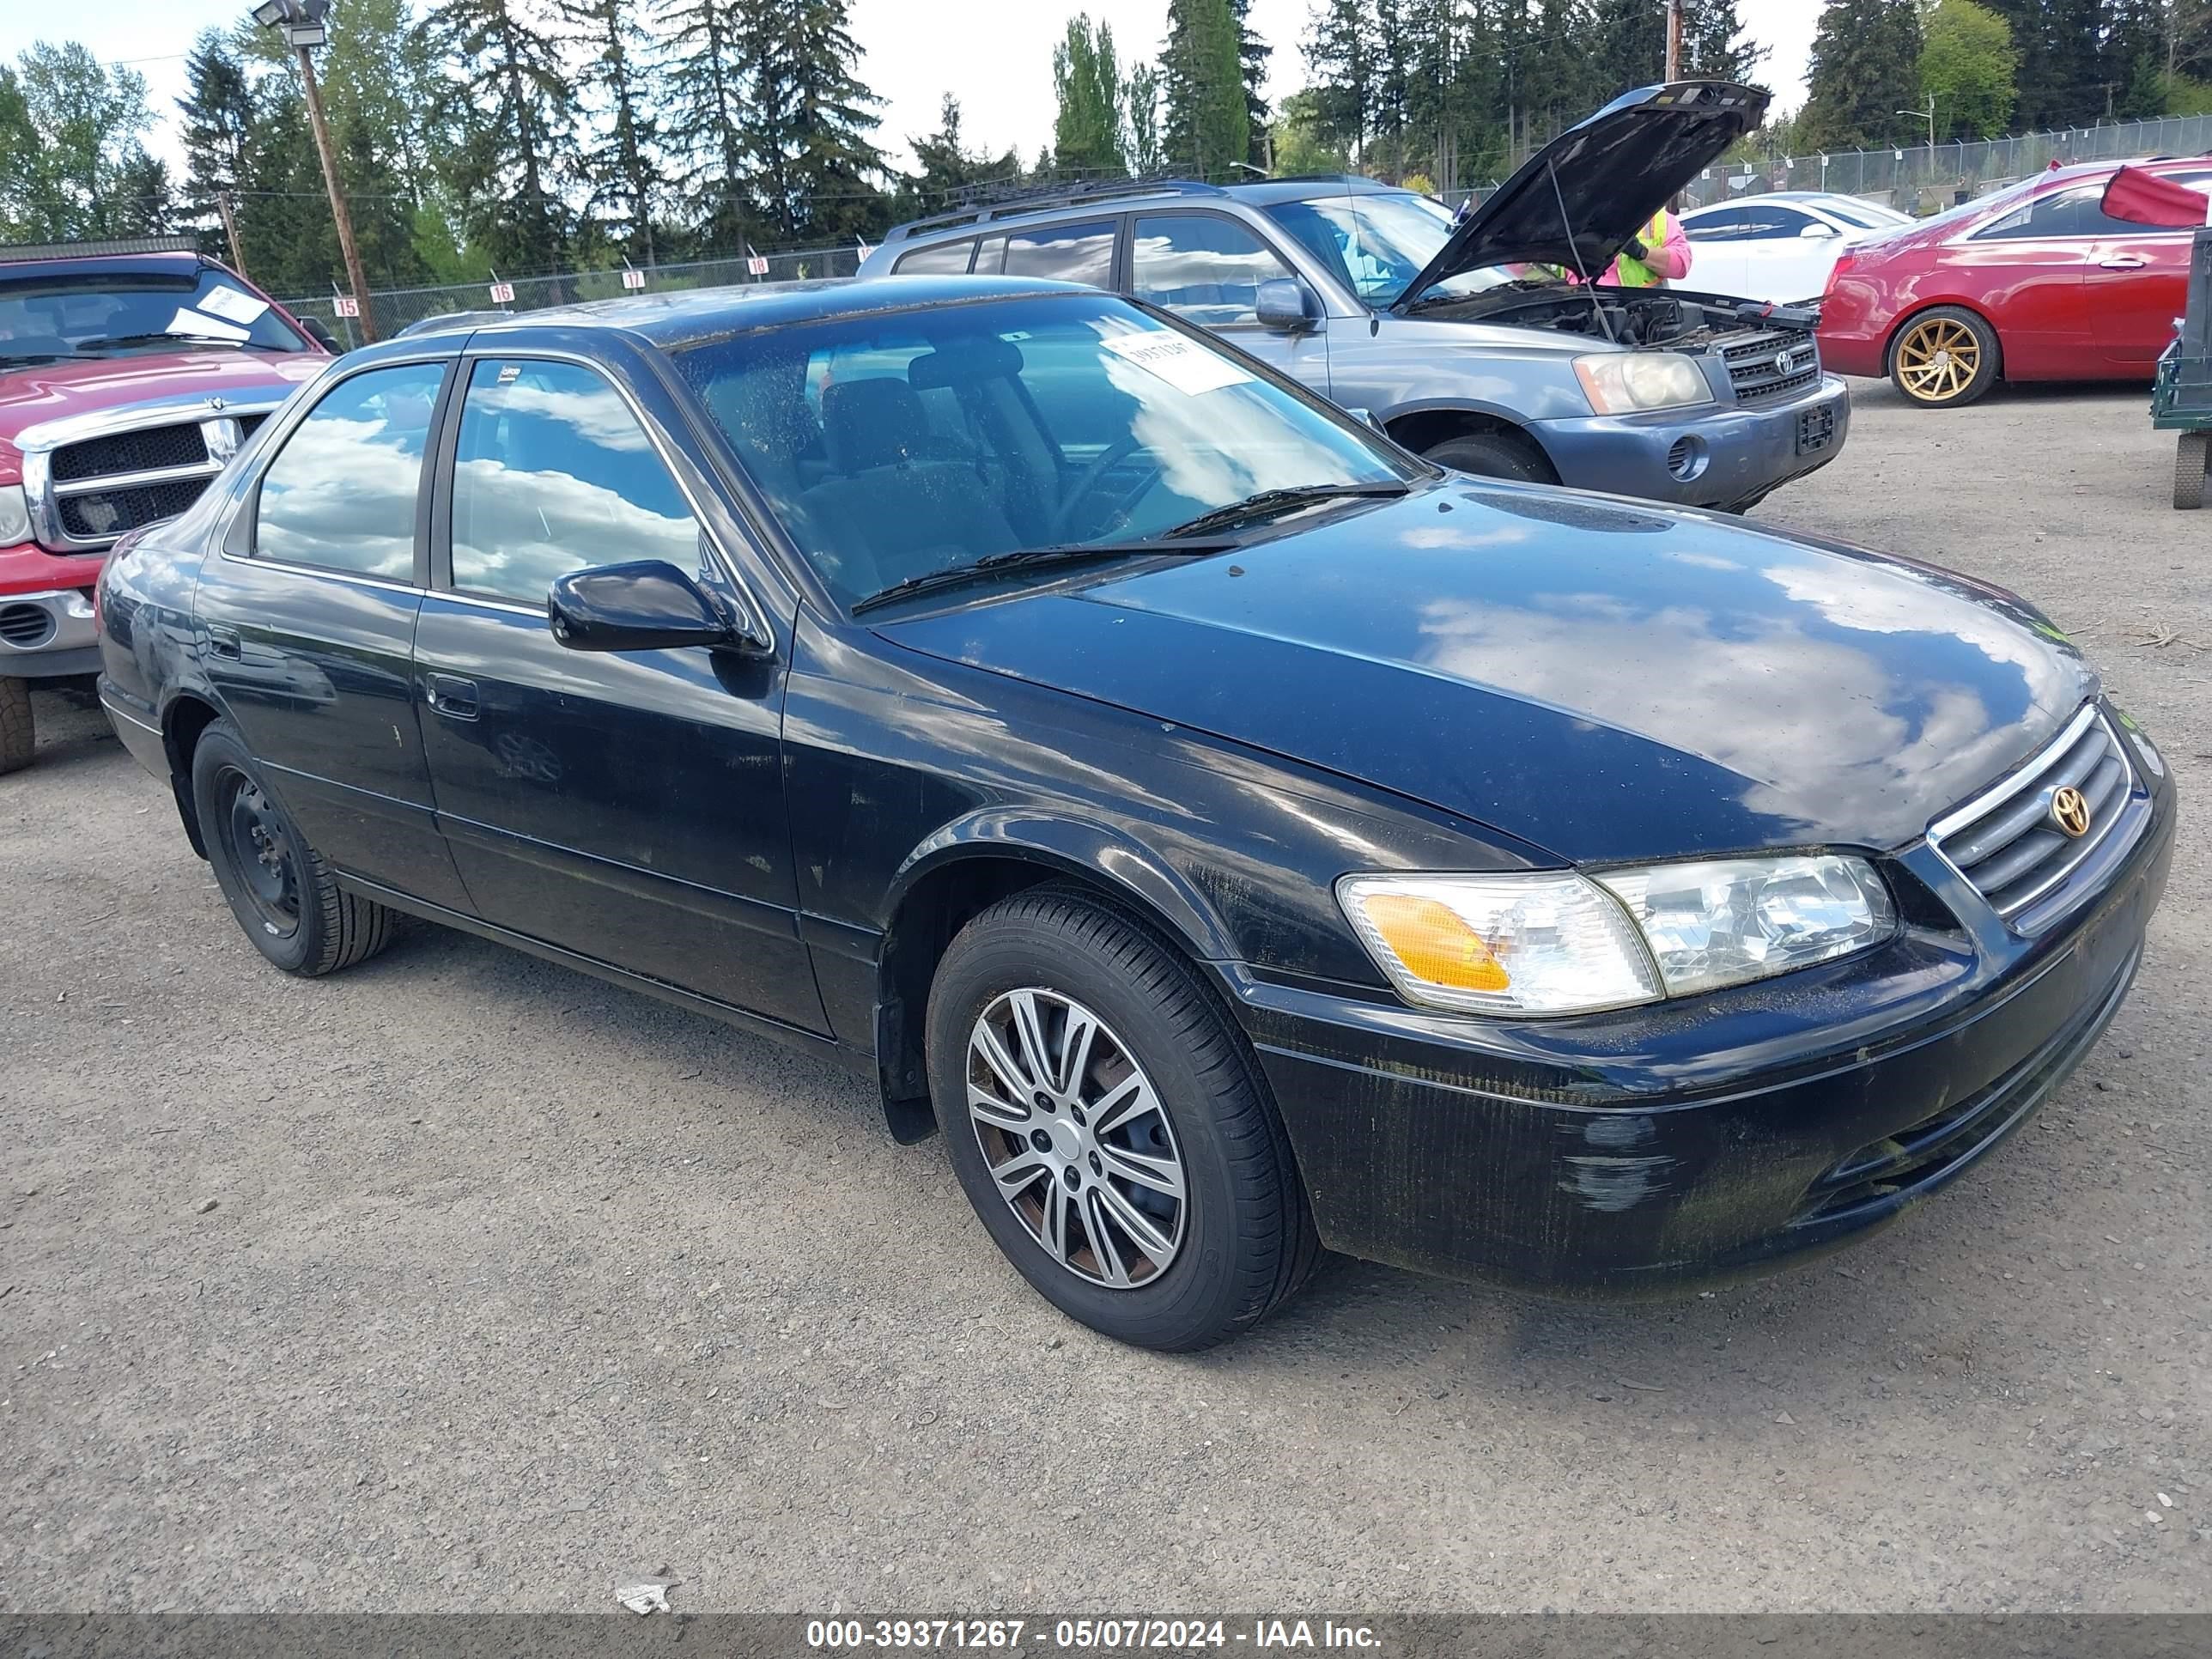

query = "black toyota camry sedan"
(95, 275), (2174, 1351)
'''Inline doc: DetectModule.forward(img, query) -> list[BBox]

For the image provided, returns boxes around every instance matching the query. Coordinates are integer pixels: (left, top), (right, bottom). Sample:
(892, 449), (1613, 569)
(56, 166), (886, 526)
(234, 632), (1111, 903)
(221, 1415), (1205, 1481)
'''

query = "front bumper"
(1533, 374), (1850, 508)
(1225, 757), (2175, 1294)
(0, 583), (100, 680)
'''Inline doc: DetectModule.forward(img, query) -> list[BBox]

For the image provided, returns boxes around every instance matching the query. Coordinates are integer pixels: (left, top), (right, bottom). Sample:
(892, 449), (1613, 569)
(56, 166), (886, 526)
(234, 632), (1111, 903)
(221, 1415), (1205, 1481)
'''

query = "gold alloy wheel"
(1894, 314), (1984, 404)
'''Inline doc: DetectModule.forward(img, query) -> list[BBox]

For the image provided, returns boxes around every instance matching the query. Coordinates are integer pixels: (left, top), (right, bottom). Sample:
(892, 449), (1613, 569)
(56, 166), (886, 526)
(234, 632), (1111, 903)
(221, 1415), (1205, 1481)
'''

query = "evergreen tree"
(231, 82), (338, 294)
(422, 0), (575, 273)
(738, 0), (888, 244)
(1800, 0), (1924, 150)
(2101, 0), (2168, 121)
(176, 31), (255, 237)
(1161, 0), (1251, 178)
(0, 68), (35, 241)
(659, 0), (755, 252)
(1229, 0), (1273, 167)
(1304, 0), (1374, 164)
(1984, 0), (2109, 128)
(1052, 15), (1127, 178)
(900, 94), (1020, 212)
(559, 0), (661, 263)
(1370, 0), (1412, 177)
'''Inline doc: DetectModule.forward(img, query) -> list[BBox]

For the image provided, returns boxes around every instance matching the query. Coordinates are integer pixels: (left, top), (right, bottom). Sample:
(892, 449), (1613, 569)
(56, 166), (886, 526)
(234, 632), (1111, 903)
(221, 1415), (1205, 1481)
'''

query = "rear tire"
(927, 884), (1319, 1352)
(1421, 429), (1554, 483)
(0, 678), (31, 776)
(1889, 306), (1999, 408)
(2176, 432), (2209, 510)
(190, 720), (396, 976)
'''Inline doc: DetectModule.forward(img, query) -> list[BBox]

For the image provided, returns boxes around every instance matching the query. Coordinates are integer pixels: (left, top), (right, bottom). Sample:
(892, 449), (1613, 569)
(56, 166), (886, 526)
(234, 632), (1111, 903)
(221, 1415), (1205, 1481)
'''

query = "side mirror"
(549, 561), (768, 654)
(1255, 277), (1320, 333)
(1799, 222), (1839, 240)
(299, 316), (341, 351)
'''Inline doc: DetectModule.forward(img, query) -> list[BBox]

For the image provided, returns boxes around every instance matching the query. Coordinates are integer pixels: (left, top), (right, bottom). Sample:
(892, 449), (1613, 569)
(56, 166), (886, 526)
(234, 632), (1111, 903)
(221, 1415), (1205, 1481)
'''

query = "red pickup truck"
(2, 239), (331, 771)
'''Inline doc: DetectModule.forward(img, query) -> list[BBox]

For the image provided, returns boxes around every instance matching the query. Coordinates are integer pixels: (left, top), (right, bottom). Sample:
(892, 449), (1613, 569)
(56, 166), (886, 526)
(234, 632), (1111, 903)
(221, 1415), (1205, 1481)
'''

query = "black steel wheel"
(190, 719), (397, 976)
(927, 884), (1319, 1352)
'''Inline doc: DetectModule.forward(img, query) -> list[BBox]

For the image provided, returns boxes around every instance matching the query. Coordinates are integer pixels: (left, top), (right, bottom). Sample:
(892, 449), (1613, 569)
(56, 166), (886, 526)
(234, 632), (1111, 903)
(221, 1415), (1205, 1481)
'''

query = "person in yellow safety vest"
(1603, 205), (1693, 288)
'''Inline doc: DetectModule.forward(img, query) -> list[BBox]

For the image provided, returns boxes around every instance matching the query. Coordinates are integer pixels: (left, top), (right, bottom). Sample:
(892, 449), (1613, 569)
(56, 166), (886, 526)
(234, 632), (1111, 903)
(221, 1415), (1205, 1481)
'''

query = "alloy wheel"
(1894, 316), (1983, 404)
(965, 988), (1188, 1289)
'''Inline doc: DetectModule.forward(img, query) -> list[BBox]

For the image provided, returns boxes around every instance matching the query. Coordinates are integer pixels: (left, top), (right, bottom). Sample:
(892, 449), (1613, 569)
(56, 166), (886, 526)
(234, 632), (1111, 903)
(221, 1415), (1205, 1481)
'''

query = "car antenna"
(1548, 157), (1619, 344)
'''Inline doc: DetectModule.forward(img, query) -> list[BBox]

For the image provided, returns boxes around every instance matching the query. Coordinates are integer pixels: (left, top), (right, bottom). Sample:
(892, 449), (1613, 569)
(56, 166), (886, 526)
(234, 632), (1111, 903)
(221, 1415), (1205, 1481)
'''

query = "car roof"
(884, 173), (1411, 246)
(386, 274), (1097, 350)
(0, 249), (216, 284)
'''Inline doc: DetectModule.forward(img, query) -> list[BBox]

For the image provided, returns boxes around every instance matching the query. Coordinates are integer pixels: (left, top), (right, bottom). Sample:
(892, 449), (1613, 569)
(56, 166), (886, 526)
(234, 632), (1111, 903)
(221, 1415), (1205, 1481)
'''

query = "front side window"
(449, 358), (699, 605)
(894, 239), (975, 275)
(1001, 221), (1116, 286)
(1975, 182), (2136, 240)
(1130, 215), (1294, 325)
(673, 292), (1410, 609)
(255, 362), (444, 579)
(1263, 191), (1557, 306)
(1683, 206), (1751, 241)
(1739, 205), (1817, 240)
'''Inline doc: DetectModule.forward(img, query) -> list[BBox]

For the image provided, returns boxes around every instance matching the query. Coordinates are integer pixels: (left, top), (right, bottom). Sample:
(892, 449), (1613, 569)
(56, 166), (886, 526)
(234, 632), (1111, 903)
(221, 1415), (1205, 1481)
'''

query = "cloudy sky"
(3, 0), (1822, 176)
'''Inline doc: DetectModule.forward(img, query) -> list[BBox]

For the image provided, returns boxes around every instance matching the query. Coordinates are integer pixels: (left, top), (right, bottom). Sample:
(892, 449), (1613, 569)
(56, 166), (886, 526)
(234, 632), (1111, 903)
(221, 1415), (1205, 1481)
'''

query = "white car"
(1680, 191), (1914, 305)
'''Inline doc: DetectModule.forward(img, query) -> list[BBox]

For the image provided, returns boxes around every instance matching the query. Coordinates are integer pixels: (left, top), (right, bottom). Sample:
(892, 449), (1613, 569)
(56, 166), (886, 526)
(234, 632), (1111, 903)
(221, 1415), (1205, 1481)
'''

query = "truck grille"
(1723, 328), (1820, 404)
(58, 479), (209, 541)
(1929, 704), (2139, 927)
(49, 422), (210, 482)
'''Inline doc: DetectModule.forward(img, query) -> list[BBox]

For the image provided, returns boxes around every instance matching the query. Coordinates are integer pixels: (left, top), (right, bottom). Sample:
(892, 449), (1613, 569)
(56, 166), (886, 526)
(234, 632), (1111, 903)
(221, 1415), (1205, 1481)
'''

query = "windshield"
(1820, 200), (1893, 230)
(0, 266), (313, 364)
(1264, 191), (1557, 307)
(673, 292), (1411, 610)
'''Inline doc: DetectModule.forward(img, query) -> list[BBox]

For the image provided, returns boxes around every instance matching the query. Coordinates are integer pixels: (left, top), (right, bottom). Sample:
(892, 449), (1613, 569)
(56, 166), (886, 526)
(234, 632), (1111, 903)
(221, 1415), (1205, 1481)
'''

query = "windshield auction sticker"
(1100, 329), (1255, 396)
(196, 285), (271, 326)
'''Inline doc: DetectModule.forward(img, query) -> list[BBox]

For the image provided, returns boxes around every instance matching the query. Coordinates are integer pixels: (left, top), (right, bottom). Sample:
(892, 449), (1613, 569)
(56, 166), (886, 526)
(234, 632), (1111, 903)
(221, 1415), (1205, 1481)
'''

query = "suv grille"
(58, 479), (208, 540)
(1929, 705), (2136, 924)
(49, 423), (209, 482)
(1723, 328), (1820, 404)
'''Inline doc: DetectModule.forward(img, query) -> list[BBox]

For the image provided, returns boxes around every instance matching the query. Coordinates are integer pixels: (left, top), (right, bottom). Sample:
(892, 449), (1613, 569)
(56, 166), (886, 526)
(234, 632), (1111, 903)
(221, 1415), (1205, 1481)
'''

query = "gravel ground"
(3, 379), (2207, 1614)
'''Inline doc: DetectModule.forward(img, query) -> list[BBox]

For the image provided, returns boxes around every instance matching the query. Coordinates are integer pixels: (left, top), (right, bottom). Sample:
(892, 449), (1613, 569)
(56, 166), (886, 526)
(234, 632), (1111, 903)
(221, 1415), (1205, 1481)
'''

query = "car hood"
(0, 349), (323, 455)
(874, 484), (2094, 865)
(1396, 80), (1769, 309)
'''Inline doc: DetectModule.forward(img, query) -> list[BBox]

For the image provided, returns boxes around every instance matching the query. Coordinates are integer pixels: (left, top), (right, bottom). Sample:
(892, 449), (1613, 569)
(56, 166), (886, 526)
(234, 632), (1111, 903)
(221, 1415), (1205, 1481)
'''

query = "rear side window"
(448, 358), (699, 606)
(1130, 215), (1292, 324)
(1738, 205), (1817, 239)
(894, 238), (975, 275)
(255, 361), (444, 580)
(1002, 220), (1115, 286)
(1684, 206), (1750, 240)
(1976, 184), (2136, 240)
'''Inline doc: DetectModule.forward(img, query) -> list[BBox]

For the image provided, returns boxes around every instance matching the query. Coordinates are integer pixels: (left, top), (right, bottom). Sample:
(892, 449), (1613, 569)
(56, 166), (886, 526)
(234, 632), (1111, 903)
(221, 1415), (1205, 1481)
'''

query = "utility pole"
(253, 0), (376, 343)
(1665, 0), (1683, 81)
(1897, 93), (1937, 149)
(216, 191), (249, 282)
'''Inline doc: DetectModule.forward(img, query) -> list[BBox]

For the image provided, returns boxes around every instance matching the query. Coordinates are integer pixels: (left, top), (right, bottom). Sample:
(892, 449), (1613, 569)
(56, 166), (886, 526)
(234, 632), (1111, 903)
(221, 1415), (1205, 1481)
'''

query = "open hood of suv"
(1395, 80), (1769, 310)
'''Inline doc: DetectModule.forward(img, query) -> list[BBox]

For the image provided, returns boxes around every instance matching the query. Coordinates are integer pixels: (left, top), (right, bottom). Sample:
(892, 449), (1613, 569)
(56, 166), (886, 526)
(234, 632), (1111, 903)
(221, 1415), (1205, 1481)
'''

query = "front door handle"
(2101, 255), (2148, 270)
(207, 624), (241, 661)
(426, 672), (480, 720)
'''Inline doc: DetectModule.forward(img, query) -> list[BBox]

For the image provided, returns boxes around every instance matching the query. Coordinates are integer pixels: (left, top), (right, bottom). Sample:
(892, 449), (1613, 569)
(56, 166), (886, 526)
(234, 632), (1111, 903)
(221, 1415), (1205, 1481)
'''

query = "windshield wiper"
(71, 331), (250, 352)
(850, 537), (1230, 616)
(1158, 480), (1409, 541)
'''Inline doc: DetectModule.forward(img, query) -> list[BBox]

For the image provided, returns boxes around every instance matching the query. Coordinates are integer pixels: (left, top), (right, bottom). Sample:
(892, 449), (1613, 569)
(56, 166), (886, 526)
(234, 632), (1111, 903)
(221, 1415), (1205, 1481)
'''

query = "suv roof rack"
(0, 234), (204, 263)
(885, 176), (1227, 242)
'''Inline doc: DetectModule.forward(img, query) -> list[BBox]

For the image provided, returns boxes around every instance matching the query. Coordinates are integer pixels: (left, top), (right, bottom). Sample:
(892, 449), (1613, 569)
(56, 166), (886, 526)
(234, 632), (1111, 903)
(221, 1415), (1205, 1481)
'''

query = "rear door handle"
(2101, 255), (2148, 270)
(207, 624), (241, 661)
(426, 672), (479, 720)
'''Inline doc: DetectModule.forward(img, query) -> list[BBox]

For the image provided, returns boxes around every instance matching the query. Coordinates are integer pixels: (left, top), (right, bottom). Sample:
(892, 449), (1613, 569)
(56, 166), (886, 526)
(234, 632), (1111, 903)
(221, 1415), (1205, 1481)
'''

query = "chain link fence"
(278, 243), (867, 349)
(1680, 113), (2212, 215)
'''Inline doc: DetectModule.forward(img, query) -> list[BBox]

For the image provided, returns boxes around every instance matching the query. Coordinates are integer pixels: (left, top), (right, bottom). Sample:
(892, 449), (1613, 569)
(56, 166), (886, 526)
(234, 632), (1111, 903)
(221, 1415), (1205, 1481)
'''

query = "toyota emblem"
(1773, 349), (1798, 376)
(2049, 784), (2092, 839)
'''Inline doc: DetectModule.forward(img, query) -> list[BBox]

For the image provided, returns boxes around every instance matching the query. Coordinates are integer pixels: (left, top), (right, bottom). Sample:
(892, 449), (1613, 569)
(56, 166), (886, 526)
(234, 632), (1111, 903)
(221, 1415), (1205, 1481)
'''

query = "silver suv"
(862, 80), (1850, 513)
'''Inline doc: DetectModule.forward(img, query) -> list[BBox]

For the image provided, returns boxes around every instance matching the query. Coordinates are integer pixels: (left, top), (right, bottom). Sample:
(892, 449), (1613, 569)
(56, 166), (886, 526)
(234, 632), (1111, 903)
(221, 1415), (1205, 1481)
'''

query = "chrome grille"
(1930, 705), (2136, 925)
(49, 422), (209, 482)
(1723, 328), (1820, 404)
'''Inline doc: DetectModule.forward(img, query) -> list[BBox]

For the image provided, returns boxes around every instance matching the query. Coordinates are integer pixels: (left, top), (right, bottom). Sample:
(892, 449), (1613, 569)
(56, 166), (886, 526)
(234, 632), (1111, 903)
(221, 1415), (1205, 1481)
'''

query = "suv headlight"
(0, 483), (30, 546)
(1338, 854), (1895, 1017)
(1573, 351), (1714, 415)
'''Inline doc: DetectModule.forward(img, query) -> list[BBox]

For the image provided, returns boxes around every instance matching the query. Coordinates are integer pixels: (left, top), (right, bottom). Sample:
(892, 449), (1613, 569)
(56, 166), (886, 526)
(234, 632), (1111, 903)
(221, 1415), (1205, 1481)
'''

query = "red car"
(1818, 157), (2212, 408)
(2, 238), (330, 770)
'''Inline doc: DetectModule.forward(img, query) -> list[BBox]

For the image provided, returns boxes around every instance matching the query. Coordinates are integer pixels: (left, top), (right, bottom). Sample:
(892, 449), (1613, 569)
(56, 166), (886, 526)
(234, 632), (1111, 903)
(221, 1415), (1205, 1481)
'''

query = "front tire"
(927, 886), (1318, 1351)
(0, 678), (32, 775)
(190, 720), (396, 976)
(1890, 307), (2000, 408)
(1421, 429), (1554, 483)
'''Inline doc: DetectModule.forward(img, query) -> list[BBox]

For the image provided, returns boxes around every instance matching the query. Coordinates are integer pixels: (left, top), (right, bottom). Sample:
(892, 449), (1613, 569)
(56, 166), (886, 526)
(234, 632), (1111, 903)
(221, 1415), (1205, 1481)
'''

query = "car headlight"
(1573, 351), (1714, 415)
(1338, 854), (1895, 1017)
(0, 483), (30, 546)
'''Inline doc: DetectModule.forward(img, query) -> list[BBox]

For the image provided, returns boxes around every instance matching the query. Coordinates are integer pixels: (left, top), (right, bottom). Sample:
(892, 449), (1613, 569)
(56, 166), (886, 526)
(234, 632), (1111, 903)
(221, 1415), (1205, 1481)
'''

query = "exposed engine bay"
(1410, 282), (1821, 353)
